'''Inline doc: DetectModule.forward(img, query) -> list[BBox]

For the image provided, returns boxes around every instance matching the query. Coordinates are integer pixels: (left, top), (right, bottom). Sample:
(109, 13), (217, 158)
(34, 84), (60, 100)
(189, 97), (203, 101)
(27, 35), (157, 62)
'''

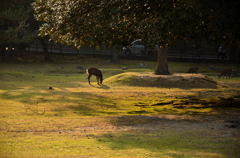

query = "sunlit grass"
(0, 57), (240, 157)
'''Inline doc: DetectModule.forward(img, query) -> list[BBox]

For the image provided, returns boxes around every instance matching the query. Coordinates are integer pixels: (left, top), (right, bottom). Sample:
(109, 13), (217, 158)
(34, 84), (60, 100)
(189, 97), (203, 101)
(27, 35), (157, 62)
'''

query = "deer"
(218, 68), (233, 79)
(86, 67), (103, 85)
(187, 66), (198, 74)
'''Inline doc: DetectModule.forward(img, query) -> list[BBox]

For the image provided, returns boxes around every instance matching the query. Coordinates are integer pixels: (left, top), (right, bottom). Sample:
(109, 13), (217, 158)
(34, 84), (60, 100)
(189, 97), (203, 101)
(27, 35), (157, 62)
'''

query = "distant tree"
(194, 0), (240, 63)
(0, 0), (38, 61)
(33, 0), (240, 72)
(0, 0), (54, 61)
(28, 13), (52, 61)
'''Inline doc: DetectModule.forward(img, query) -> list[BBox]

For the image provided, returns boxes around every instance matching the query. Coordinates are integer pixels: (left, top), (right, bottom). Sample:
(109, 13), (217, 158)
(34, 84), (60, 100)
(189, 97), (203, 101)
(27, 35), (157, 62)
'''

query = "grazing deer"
(187, 66), (198, 74)
(218, 68), (233, 79)
(86, 67), (103, 85)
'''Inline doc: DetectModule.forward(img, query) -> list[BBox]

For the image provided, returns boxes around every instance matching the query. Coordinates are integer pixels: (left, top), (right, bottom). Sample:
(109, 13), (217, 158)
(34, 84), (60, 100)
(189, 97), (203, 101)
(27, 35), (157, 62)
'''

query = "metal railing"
(6, 41), (229, 62)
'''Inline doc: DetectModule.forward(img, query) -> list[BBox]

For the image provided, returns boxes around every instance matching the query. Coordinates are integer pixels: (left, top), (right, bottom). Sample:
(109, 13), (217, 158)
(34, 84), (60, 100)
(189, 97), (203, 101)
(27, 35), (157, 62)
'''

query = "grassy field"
(0, 54), (240, 158)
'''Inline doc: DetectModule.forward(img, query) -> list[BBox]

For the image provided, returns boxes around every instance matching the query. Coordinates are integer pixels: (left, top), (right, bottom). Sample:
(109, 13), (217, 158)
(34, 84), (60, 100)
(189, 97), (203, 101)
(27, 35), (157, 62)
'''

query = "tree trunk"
(1, 44), (13, 61)
(195, 34), (202, 49)
(38, 37), (51, 61)
(155, 45), (170, 75)
(0, 45), (7, 61)
(111, 45), (119, 63)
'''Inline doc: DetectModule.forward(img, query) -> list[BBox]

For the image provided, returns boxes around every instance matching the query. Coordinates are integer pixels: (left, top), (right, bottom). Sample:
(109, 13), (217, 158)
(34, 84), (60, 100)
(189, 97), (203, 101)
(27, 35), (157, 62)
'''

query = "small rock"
(208, 65), (215, 70)
(139, 63), (147, 67)
(222, 133), (232, 137)
(122, 67), (128, 70)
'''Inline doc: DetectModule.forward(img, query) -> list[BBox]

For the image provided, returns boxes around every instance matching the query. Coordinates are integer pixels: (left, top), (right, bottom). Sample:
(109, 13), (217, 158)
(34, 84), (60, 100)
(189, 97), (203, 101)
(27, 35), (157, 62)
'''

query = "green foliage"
(0, 0), (37, 45)
(33, 0), (240, 48)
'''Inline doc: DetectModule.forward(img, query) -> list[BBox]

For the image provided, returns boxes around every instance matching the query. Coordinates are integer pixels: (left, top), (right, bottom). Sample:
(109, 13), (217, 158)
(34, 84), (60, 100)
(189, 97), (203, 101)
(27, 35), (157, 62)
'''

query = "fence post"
(50, 41), (52, 53)
(36, 44), (38, 53)
(60, 44), (62, 53)
(28, 44), (30, 55)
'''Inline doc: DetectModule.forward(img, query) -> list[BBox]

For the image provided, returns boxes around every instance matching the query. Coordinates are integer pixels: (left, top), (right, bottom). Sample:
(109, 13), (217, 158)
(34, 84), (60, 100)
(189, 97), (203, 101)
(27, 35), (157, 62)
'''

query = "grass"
(0, 54), (240, 157)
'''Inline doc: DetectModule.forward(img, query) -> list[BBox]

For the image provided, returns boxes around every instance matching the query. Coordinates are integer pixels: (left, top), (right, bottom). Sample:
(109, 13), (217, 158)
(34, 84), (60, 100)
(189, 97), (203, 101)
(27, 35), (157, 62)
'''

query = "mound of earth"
(105, 72), (220, 89)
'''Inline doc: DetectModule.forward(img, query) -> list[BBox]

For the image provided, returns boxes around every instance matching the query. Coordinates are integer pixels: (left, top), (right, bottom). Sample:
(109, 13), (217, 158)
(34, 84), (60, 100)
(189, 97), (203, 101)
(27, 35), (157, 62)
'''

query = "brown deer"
(218, 68), (233, 79)
(86, 67), (103, 85)
(187, 66), (198, 74)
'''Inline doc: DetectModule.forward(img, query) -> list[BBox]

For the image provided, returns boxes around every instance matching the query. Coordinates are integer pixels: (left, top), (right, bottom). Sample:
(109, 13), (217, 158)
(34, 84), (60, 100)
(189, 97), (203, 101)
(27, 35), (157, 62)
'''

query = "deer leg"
(99, 77), (103, 85)
(96, 76), (100, 85)
(88, 74), (92, 85)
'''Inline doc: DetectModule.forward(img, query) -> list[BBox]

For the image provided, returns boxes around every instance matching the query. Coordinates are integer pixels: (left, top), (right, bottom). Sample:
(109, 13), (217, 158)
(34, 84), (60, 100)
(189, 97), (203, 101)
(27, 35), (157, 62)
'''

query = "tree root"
(26, 105), (45, 115)
(224, 117), (240, 128)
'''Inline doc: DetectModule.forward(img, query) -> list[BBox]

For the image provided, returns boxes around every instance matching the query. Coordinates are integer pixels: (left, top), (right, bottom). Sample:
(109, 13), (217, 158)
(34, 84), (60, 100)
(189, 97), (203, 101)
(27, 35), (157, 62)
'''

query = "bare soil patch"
(218, 81), (240, 88)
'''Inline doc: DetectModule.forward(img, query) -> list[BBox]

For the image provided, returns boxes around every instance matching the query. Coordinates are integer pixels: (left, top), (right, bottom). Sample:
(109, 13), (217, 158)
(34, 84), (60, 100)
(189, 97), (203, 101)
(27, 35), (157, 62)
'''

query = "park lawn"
(0, 55), (240, 157)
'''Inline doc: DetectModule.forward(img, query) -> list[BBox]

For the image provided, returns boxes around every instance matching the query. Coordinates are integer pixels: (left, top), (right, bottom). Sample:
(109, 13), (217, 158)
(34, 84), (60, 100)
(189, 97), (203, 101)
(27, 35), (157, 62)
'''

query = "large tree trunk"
(155, 45), (170, 75)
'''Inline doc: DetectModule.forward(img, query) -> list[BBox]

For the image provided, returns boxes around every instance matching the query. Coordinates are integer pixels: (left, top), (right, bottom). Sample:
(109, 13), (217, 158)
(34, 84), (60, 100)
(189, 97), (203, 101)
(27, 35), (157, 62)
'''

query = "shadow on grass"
(66, 92), (117, 116)
(89, 84), (110, 90)
(93, 113), (240, 157)
(131, 95), (240, 115)
(127, 110), (152, 115)
(0, 87), (117, 116)
(96, 129), (240, 157)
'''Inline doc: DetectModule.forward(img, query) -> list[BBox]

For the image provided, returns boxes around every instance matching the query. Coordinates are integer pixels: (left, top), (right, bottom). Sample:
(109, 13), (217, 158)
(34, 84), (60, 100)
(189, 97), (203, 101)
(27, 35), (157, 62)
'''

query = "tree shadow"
(95, 114), (240, 157)
(96, 128), (239, 157)
(89, 84), (110, 89)
(65, 92), (117, 116)
(0, 86), (115, 116)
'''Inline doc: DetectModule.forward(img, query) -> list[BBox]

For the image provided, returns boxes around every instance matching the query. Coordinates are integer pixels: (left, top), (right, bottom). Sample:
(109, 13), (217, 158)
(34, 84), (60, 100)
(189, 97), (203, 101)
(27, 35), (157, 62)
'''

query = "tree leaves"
(33, 0), (240, 48)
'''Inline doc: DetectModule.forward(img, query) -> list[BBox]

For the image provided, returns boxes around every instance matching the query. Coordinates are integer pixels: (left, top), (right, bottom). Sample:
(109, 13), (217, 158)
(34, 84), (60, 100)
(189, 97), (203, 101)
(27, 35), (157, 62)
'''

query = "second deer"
(187, 66), (198, 74)
(218, 68), (233, 79)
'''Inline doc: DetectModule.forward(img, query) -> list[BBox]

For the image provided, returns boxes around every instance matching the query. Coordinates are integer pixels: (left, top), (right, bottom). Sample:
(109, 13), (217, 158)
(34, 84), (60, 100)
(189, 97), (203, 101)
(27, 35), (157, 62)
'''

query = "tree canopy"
(33, 0), (240, 73)
(33, 0), (240, 47)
